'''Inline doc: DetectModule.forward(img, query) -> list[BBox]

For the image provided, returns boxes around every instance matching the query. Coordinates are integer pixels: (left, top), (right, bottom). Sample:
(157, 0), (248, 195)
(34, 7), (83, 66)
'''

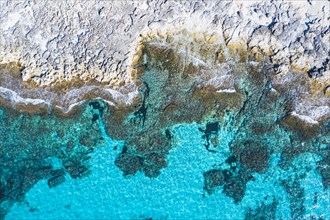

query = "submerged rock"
(115, 152), (143, 176)
(0, 101), (107, 217)
(223, 176), (247, 204)
(317, 155), (330, 189)
(203, 169), (225, 194)
(239, 140), (270, 174)
(245, 198), (278, 220)
(48, 169), (66, 188)
(0, 1), (329, 219)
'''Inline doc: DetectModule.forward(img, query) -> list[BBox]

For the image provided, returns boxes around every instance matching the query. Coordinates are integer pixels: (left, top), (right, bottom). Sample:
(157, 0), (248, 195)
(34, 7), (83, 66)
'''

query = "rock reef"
(0, 0), (329, 219)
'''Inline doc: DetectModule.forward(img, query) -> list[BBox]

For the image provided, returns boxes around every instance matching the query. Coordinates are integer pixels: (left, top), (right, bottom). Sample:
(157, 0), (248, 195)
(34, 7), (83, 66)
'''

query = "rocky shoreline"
(0, 0), (329, 119)
(0, 0), (329, 219)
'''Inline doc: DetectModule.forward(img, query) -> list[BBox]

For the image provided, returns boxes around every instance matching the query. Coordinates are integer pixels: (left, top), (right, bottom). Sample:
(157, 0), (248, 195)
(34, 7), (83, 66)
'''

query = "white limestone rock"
(0, 0), (329, 119)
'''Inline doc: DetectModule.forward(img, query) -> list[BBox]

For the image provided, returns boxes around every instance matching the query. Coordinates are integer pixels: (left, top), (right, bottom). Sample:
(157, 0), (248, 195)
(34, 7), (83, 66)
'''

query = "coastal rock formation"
(0, 0), (329, 219)
(0, 0), (329, 119)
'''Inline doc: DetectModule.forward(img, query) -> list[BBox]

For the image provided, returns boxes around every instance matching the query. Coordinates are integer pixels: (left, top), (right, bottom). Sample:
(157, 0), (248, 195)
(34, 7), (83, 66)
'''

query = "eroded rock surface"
(0, 0), (329, 219)
(0, 0), (329, 119)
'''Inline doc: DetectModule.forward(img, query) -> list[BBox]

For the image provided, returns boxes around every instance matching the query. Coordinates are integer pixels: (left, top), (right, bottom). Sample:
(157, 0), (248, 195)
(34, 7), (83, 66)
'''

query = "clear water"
(3, 113), (329, 219)
(1, 52), (329, 219)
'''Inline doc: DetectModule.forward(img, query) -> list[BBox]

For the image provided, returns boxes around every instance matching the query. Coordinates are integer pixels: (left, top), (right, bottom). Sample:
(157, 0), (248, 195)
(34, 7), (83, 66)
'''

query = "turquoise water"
(1, 55), (329, 219)
(2, 106), (329, 219)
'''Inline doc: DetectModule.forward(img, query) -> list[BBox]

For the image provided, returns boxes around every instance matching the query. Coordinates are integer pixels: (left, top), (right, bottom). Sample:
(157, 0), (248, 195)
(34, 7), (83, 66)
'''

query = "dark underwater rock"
(226, 155), (238, 171)
(245, 198), (278, 220)
(65, 164), (90, 179)
(203, 169), (225, 194)
(281, 177), (305, 220)
(48, 169), (66, 188)
(223, 176), (247, 204)
(89, 101), (104, 114)
(317, 155), (330, 189)
(115, 152), (143, 176)
(237, 140), (270, 174)
(141, 153), (168, 178)
(144, 153), (167, 168)
(141, 164), (161, 178)
(199, 121), (219, 152)
(0, 101), (105, 217)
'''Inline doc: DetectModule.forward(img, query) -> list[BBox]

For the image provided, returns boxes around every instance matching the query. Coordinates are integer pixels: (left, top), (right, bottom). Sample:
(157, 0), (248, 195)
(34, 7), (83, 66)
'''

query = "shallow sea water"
(4, 113), (329, 219)
(1, 50), (329, 219)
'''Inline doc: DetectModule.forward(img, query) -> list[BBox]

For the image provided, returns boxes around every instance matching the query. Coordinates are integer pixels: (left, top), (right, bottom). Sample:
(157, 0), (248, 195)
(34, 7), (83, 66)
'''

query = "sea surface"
(1, 102), (329, 219)
(0, 43), (329, 219)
